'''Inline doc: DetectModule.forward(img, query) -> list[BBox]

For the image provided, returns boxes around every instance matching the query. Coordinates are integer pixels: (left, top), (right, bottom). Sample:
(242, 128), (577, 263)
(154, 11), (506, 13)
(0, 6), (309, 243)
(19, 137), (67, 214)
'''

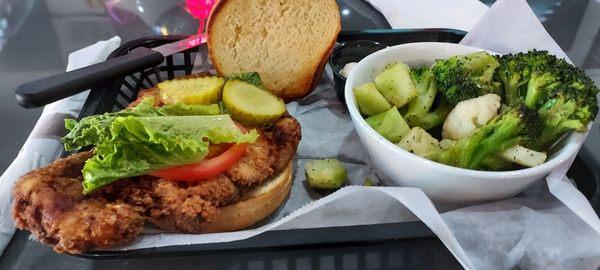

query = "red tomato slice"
(150, 143), (248, 181)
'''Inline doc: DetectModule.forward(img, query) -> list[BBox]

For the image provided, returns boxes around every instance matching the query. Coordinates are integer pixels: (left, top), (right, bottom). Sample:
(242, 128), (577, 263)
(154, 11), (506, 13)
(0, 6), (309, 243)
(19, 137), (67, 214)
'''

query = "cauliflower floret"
(442, 93), (501, 140)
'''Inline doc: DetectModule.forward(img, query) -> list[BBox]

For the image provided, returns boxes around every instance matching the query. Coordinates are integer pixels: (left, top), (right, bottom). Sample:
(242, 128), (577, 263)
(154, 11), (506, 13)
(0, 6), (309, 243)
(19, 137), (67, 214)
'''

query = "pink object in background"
(186, 0), (216, 37)
(186, 0), (216, 18)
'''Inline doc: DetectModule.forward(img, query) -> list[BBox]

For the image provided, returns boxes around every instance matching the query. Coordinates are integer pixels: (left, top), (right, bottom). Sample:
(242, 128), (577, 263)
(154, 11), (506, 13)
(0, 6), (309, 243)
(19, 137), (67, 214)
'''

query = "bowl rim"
(344, 41), (583, 179)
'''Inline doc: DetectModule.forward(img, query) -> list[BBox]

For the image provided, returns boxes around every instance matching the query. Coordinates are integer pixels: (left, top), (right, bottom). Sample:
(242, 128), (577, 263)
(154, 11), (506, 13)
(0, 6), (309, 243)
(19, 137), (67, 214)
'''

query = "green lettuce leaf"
(62, 98), (257, 193)
(63, 98), (220, 151)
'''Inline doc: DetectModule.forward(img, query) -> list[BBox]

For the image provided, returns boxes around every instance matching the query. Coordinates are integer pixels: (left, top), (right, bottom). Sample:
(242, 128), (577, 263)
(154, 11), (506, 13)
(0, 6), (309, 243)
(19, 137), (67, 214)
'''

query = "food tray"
(76, 29), (600, 259)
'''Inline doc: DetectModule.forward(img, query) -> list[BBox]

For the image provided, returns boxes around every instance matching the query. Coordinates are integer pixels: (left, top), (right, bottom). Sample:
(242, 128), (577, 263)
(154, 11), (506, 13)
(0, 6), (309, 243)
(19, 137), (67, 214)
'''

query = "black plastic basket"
(76, 29), (600, 259)
(78, 35), (200, 119)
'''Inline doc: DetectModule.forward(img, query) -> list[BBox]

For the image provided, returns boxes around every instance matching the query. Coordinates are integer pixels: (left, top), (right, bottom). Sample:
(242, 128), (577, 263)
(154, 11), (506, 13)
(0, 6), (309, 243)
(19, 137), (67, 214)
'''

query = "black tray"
(76, 29), (600, 259)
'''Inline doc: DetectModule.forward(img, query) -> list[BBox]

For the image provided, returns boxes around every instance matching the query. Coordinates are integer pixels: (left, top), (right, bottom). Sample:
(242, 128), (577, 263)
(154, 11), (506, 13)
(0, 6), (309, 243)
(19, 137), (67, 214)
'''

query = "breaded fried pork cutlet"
(12, 151), (145, 253)
(13, 74), (302, 254)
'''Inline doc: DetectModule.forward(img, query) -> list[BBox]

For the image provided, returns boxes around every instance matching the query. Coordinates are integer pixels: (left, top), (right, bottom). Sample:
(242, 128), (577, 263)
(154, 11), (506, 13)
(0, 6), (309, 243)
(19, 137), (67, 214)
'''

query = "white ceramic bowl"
(345, 42), (585, 202)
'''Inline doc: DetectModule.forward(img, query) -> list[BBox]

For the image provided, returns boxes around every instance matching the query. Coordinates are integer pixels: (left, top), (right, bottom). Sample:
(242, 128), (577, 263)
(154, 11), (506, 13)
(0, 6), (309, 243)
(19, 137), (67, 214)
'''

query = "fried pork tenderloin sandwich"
(12, 73), (301, 254)
(13, 0), (342, 254)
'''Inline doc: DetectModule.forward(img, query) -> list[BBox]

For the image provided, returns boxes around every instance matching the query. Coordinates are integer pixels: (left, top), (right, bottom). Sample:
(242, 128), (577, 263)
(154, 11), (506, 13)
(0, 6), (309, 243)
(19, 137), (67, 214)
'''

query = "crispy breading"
(226, 115), (301, 186)
(225, 138), (274, 186)
(12, 152), (145, 254)
(263, 114), (303, 174)
(12, 114), (301, 252)
(53, 200), (144, 253)
(147, 175), (240, 233)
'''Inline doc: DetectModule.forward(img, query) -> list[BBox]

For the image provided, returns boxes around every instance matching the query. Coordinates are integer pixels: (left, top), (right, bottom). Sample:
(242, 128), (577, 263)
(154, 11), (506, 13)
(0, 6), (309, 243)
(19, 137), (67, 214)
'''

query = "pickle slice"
(365, 107), (411, 143)
(222, 80), (286, 125)
(353, 83), (392, 116)
(158, 76), (225, 105)
(305, 159), (347, 189)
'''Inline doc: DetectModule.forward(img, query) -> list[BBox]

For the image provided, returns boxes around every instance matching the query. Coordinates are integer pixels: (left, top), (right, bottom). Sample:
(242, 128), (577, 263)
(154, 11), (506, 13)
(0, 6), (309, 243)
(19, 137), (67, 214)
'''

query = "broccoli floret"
(533, 87), (599, 150)
(494, 53), (530, 105)
(521, 51), (568, 107)
(407, 103), (452, 130)
(494, 50), (598, 150)
(523, 69), (560, 108)
(404, 66), (452, 130)
(495, 50), (570, 107)
(438, 105), (540, 170)
(433, 51), (501, 105)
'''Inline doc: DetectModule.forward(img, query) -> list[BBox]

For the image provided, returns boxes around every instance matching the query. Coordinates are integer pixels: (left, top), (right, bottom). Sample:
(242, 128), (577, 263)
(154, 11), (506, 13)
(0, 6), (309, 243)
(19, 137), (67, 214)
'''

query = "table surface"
(1, 0), (600, 269)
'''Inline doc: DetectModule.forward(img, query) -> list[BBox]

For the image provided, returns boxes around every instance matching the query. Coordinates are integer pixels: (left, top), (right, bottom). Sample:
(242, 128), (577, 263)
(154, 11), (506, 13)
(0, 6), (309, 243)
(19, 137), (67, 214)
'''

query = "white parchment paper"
(1, 0), (600, 269)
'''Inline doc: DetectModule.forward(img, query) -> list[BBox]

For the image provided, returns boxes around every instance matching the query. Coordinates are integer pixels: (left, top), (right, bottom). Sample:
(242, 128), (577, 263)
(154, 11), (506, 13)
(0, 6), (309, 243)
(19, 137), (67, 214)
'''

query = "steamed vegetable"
(305, 159), (347, 189)
(500, 145), (547, 167)
(365, 107), (411, 143)
(495, 50), (599, 150)
(63, 98), (258, 193)
(353, 49), (598, 171)
(439, 139), (456, 150)
(495, 50), (565, 106)
(397, 127), (442, 160)
(353, 82), (392, 116)
(158, 76), (225, 105)
(374, 62), (417, 107)
(433, 51), (500, 105)
(404, 66), (452, 130)
(534, 87), (597, 149)
(438, 105), (540, 170)
(442, 93), (501, 140)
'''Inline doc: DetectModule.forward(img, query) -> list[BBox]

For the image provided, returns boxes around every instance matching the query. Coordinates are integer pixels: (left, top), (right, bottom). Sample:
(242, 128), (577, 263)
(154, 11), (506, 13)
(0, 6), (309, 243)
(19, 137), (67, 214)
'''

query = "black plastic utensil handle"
(15, 47), (164, 108)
